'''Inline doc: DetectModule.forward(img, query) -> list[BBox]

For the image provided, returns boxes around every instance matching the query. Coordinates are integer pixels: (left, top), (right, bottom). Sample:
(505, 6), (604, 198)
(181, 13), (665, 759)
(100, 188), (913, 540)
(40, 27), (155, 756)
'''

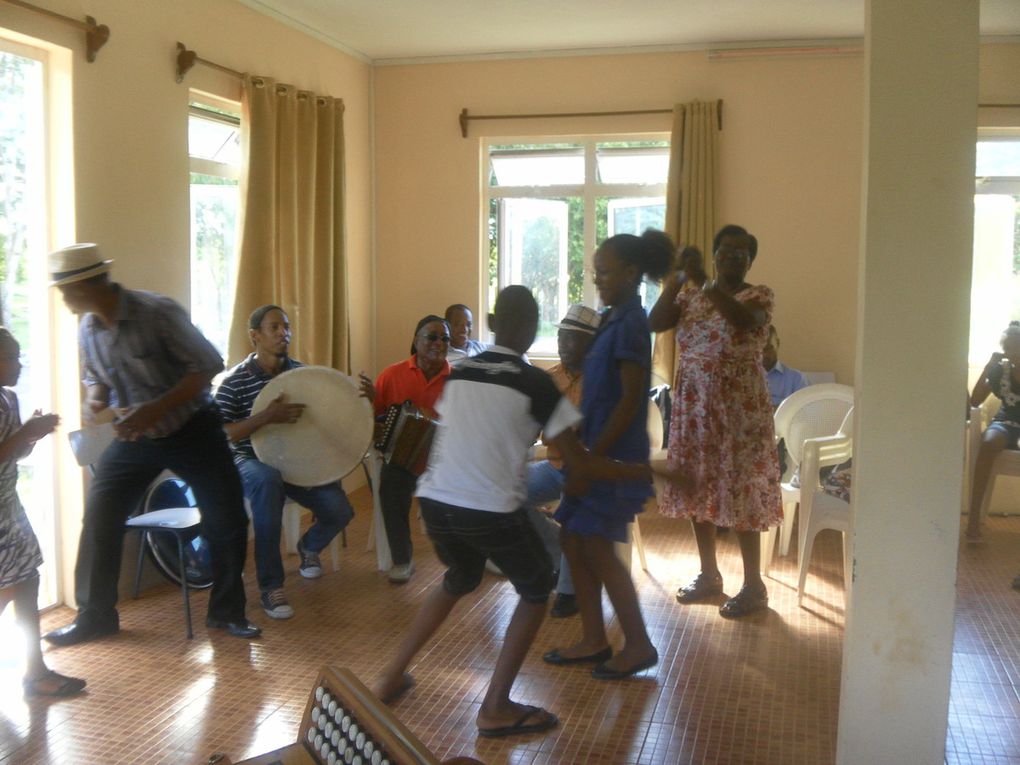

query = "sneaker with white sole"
(260, 588), (294, 619)
(297, 541), (322, 579)
(388, 562), (415, 584)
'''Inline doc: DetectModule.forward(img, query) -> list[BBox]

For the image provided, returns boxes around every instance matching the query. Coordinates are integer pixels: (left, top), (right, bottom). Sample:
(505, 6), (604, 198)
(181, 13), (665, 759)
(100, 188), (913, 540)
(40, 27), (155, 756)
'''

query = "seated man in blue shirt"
(215, 305), (354, 620)
(763, 325), (810, 409)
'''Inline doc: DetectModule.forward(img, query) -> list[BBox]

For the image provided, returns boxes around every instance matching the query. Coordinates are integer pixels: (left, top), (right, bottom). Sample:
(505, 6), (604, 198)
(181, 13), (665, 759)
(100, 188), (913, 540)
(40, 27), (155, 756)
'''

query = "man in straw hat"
(44, 244), (259, 645)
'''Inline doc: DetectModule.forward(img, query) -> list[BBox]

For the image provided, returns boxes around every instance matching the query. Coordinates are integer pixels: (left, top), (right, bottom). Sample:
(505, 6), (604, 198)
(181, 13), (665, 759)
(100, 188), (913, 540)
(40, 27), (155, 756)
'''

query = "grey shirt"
(79, 284), (224, 438)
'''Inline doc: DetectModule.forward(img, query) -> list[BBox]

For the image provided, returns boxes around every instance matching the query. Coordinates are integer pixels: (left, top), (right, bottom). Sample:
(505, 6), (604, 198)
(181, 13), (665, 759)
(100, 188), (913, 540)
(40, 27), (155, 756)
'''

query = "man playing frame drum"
(216, 305), (355, 620)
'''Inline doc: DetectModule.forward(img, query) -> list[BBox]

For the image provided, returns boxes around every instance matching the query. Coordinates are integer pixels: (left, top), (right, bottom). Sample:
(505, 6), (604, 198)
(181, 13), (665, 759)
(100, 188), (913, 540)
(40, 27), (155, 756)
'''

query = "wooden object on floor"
(226, 666), (484, 765)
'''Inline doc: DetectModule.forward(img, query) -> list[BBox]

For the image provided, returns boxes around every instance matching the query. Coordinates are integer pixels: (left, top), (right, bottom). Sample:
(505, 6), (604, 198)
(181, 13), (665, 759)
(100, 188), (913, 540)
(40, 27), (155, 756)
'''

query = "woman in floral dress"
(649, 225), (782, 618)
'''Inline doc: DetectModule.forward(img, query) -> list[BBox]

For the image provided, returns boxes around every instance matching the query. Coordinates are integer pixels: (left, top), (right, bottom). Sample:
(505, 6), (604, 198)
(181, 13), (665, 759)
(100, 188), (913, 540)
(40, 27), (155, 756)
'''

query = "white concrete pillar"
(837, 1), (978, 763)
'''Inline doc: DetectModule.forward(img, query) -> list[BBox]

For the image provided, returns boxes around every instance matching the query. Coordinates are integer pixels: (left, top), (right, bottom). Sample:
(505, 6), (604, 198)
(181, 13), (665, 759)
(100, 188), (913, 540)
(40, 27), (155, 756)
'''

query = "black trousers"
(74, 408), (249, 623)
(379, 462), (417, 566)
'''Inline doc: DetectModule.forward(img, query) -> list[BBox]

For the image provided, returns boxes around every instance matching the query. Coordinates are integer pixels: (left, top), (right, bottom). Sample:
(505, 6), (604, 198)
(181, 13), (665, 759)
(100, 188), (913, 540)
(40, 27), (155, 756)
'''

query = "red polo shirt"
(373, 356), (451, 418)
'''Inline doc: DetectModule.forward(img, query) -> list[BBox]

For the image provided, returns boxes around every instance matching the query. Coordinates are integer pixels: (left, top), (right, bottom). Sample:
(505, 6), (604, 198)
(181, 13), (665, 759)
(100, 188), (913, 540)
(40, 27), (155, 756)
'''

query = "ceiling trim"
(230, 4), (1020, 69)
(235, 0), (372, 63)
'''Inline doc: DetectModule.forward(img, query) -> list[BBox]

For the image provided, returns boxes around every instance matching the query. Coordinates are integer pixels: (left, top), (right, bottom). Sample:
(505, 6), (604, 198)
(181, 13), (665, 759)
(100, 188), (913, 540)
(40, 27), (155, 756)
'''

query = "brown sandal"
(676, 572), (724, 604)
(23, 670), (86, 697)
(719, 585), (768, 618)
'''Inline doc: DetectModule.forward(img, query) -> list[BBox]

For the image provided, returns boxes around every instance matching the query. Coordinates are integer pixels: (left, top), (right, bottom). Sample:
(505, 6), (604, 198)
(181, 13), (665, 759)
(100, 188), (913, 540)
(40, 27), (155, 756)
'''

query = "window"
(0, 39), (62, 607)
(485, 137), (669, 355)
(189, 94), (241, 359)
(971, 134), (1020, 370)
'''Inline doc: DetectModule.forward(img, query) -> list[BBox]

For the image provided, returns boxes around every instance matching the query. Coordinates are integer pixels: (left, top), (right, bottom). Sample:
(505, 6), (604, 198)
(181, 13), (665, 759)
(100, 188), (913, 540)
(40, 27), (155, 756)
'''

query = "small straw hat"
(48, 243), (113, 287)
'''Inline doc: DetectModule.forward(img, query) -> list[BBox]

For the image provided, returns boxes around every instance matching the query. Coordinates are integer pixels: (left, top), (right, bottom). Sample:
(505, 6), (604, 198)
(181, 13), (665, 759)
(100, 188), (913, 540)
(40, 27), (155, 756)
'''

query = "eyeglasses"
(420, 333), (451, 344)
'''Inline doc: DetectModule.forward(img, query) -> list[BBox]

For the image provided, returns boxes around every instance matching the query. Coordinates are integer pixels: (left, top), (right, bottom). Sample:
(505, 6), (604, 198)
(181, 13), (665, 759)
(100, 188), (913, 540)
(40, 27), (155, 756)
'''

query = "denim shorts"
(987, 421), (1020, 450)
(419, 497), (555, 604)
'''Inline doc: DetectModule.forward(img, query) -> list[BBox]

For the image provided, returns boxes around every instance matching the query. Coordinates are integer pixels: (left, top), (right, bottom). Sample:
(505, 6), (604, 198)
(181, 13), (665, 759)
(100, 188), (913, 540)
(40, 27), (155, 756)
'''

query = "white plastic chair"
(796, 418), (854, 606)
(773, 383), (855, 559)
(967, 404), (1020, 521)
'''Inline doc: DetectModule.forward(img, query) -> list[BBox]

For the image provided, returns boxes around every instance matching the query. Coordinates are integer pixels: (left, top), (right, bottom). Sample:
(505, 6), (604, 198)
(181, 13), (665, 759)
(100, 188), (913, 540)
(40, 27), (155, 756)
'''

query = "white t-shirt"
(417, 345), (581, 513)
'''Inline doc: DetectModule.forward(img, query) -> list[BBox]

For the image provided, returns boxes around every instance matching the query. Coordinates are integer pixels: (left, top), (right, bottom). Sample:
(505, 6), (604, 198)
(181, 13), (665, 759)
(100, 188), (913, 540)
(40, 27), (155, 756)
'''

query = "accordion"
(214, 665), (484, 765)
(374, 402), (438, 476)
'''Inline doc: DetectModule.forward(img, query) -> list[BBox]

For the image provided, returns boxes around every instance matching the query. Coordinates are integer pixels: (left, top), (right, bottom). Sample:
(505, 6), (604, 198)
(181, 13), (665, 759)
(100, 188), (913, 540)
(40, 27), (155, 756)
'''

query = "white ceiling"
(238, 0), (1020, 64)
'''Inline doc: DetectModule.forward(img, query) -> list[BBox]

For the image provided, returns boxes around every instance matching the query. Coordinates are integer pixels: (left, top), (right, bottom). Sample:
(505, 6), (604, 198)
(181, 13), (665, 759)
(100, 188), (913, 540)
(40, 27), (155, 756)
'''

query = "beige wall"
(374, 50), (865, 380)
(373, 43), (1020, 382)
(1, 0), (373, 372)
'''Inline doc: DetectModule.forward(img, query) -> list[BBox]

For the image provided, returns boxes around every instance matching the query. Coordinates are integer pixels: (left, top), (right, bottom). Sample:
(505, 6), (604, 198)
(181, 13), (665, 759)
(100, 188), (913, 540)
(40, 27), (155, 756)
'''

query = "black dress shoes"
(550, 593), (579, 618)
(205, 617), (262, 638)
(43, 615), (119, 647)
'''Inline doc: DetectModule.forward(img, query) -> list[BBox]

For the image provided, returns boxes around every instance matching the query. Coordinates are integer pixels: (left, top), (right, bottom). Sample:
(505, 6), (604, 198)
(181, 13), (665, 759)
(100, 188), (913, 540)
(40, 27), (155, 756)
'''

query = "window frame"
(482, 133), (668, 358)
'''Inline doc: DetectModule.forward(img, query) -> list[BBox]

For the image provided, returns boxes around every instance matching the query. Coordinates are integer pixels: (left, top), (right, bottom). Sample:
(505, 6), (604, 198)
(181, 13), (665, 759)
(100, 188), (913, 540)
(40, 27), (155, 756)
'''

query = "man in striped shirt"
(43, 244), (258, 646)
(215, 305), (354, 620)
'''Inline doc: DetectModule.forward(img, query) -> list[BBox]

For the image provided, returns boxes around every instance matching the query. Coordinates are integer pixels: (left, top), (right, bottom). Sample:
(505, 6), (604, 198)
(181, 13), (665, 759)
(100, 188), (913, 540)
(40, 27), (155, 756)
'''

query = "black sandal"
(719, 585), (768, 618)
(676, 572), (724, 604)
(23, 670), (86, 697)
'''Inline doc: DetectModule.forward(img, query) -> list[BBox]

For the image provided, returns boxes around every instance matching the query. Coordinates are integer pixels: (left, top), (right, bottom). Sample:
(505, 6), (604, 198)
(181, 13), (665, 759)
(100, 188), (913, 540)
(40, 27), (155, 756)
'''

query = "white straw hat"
(48, 243), (113, 287)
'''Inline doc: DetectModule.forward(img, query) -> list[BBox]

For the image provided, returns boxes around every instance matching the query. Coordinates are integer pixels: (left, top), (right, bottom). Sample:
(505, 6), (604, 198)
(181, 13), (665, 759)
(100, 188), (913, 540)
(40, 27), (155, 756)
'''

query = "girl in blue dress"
(0, 328), (85, 696)
(544, 230), (673, 680)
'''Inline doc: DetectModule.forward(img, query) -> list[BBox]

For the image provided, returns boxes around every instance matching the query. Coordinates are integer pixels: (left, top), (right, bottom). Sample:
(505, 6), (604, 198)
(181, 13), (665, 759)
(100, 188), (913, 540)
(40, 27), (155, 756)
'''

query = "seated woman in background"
(965, 321), (1020, 544)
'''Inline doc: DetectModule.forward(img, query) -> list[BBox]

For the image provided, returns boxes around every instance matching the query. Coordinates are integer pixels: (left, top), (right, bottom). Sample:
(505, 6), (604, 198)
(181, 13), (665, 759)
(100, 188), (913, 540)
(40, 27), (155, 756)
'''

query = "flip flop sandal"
(1012, 574), (1020, 592)
(23, 670), (86, 697)
(477, 705), (558, 739)
(719, 587), (769, 618)
(676, 572), (724, 603)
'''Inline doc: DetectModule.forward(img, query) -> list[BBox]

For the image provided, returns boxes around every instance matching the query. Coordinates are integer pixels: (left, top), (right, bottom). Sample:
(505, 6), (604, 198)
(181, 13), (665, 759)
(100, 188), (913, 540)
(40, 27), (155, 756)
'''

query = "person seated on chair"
(359, 315), (452, 583)
(524, 303), (601, 618)
(445, 304), (488, 367)
(965, 321), (1020, 543)
(215, 305), (355, 620)
(372, 285), (672, 735)
(763, 325), (810, 409)
(43, 244), (259, 646)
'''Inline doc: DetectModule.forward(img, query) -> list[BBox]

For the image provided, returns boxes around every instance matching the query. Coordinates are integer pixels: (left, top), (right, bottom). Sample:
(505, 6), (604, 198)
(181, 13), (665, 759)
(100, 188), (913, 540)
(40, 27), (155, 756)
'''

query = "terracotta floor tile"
(0, 490), (1017, 763)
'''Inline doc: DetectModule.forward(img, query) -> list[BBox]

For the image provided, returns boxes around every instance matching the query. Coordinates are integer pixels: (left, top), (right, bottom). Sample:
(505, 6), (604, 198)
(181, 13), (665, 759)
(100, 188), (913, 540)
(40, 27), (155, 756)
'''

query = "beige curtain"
(228, 75), (349, 371)
(651, 99), (719, 388)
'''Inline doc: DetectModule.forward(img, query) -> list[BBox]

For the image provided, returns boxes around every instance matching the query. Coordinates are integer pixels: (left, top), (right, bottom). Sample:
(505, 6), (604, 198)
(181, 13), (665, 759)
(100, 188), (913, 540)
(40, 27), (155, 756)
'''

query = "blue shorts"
(987, 421), (1020, 450)
(419, 497), (555, 604)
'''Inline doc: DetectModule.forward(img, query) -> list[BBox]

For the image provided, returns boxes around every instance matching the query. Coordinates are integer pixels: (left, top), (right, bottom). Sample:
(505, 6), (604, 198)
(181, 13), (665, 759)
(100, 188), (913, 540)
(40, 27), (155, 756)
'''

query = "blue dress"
(555, 295), (652, 542)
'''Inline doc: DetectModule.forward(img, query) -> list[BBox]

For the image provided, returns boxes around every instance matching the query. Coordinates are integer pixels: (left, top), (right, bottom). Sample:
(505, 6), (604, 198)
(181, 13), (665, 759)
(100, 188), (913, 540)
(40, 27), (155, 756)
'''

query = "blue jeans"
(238, 459), (354, 591)
(525, 460), (573, 595)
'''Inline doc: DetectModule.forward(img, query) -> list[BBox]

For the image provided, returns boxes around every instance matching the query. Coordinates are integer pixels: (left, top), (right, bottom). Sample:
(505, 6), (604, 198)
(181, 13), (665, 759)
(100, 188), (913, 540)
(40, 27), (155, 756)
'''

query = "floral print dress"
(658, 285), (783, 531)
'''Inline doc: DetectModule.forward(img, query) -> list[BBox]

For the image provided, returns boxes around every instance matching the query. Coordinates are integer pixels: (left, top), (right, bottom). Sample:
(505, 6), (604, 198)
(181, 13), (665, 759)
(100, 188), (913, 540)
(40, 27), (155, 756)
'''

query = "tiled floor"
(0, 490), (1016, 765)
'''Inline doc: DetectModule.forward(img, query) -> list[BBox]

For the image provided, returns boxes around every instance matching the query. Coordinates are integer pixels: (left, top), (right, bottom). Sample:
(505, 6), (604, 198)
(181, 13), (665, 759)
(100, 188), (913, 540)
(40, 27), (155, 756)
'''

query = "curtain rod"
(2, 0), (109, 62)
(176, 42), (243, 84)
(459, 101), (722, 138)
(979, 103), (1020, 108)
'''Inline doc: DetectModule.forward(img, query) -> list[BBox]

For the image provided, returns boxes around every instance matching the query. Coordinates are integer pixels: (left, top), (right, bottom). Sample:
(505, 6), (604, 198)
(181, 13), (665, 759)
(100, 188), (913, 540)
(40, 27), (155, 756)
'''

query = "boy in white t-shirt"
(372, 286), (661, 739)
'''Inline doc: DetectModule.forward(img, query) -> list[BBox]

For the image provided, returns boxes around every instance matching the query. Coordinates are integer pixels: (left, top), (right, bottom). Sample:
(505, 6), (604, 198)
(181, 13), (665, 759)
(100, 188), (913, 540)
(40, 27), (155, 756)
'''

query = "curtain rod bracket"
(176, 42), (197, 84)
(459, 108), (470, 138)
(85, 16), (109, 63)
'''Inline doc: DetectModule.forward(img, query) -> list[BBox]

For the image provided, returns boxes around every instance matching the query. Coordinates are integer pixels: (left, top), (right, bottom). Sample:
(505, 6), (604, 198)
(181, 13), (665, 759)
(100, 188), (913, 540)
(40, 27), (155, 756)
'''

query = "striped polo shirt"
(215, 353), (302, 462)
(79, 285), (224, 438)
(416, 346), (581, 513)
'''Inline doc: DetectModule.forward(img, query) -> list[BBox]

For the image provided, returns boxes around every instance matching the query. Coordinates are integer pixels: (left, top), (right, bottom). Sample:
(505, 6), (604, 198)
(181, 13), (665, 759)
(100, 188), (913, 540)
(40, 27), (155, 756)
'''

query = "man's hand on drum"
(263, 392), (305, 424)
(357, 372), (376, 404)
